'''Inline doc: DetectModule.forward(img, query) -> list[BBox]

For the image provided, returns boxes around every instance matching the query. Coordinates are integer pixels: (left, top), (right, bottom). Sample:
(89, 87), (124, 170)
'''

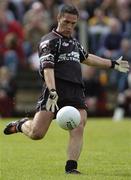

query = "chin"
(64, 32), (72, 37)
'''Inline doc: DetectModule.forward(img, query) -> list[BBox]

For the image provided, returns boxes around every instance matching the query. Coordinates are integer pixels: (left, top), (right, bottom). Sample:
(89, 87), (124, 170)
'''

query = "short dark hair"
(59, 4), (79, 17)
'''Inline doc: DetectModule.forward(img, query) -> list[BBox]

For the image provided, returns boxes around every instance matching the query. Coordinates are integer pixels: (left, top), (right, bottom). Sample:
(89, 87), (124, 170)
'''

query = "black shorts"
(36, 78), (87, 113)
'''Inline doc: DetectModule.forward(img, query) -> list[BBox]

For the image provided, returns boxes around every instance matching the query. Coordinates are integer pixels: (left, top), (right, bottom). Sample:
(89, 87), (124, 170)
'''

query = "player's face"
(57, 13), (78, 37)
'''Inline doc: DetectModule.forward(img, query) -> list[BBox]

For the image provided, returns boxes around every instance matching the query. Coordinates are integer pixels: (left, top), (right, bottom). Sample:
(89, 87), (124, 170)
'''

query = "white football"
(56, 106), (81, 130)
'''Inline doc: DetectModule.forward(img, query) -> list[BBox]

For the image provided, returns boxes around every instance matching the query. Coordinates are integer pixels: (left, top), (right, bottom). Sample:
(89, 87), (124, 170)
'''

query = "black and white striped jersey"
(38, 29), (88, 85)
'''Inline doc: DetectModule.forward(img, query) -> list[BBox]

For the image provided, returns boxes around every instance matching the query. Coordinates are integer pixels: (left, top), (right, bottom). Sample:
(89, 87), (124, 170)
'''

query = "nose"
(66, 24), (73, 31)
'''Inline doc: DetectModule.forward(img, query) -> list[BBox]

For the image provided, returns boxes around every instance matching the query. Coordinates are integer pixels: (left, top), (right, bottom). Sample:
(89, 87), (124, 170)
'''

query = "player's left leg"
(4, 110), (54, 140)
(21, 111), (54, 140)
(65, 109), (87, 174)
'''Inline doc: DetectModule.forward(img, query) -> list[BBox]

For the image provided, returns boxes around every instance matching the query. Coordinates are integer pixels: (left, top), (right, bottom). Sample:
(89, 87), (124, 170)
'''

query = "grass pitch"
(0, 118), (131, 180)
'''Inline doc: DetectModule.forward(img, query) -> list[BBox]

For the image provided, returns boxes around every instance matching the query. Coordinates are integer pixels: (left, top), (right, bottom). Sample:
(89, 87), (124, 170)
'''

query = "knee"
(71, 121), (85, 136)
(30, 130), (44, 140)
(76, 122), (85, 134)
(70, 110), (87, 136)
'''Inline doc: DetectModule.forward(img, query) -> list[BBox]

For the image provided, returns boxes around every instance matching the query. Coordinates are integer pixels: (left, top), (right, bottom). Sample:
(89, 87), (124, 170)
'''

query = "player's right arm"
(38, 38), (59, 112)
(38, 38), (58, 88)
(44, 68), (56, 91)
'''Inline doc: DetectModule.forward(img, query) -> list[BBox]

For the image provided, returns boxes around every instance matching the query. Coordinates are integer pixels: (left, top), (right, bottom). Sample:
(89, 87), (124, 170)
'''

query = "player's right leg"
(4, 110), (54, 140)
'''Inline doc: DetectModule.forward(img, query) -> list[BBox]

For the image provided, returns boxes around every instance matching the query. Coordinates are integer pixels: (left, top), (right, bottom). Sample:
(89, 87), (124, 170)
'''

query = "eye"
(64, 20), (76, 25)
(72, 22), (76, 25)
(64, 20), (70, 24)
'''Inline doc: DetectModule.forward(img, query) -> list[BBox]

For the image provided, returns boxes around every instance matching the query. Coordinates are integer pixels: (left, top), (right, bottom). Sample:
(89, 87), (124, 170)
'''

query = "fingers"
(46, 100), (59, 112)
(120, 67), (129, 73)
(51, 103), (59, 112)
(120, 61), (130, 72)
(47, 103), (54, 112)
(120, 61), (129, 67)
(56, 104), (59, 111)
(51, 104), (55, 113)
(118, 58), (130, 72)
(114, 56), (130, 73)
(46, 100), (51, 111)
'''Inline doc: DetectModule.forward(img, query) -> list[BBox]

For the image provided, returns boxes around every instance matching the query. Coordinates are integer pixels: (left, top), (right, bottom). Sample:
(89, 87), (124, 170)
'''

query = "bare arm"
(44, 68), (56, 90)
(44, 68), (59, 112)
(82, 54), (112, 69)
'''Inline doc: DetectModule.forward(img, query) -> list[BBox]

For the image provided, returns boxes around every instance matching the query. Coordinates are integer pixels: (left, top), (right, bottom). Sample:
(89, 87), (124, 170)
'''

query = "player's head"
(57, 4), (79, 37)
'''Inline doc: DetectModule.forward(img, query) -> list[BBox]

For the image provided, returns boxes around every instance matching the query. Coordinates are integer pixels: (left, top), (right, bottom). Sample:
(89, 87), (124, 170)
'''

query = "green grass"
(0, 118), (131, 180)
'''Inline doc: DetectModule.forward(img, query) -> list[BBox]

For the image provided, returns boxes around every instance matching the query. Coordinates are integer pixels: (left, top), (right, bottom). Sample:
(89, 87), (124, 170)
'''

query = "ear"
(57, 14), (60, 21)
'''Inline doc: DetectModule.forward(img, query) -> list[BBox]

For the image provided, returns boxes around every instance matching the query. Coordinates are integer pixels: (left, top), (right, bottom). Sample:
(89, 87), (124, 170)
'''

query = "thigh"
(31, 110), (54, 135)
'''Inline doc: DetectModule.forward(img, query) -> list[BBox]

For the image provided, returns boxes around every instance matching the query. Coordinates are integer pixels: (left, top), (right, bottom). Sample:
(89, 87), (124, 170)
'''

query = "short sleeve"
(38, 39), (57, 69)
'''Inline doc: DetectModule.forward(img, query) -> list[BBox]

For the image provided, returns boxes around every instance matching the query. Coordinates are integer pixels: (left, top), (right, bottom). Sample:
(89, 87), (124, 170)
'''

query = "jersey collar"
(52, 29), (72, 39)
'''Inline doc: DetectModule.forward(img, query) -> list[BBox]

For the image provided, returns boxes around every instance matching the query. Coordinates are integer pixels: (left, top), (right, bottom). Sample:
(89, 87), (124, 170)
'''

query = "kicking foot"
(3, 117), (29, 135)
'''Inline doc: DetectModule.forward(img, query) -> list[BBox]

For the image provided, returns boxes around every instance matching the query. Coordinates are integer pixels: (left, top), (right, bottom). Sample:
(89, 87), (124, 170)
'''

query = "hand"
(46, 89), (59, 112)
(113, 56), (129, 73)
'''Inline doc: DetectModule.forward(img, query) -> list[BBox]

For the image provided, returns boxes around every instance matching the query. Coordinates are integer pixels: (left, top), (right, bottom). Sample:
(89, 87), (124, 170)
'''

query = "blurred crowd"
(0, 0), (131, 118)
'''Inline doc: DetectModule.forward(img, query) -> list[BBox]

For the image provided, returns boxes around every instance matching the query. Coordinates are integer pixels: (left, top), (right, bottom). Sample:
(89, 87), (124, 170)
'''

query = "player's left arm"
(83, 54), (130, 73)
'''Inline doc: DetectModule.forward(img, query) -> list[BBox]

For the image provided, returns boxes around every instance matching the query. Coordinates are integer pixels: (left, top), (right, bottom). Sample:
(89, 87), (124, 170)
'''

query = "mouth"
(65, 30), (72, 34)
(63, 31), (71, 37)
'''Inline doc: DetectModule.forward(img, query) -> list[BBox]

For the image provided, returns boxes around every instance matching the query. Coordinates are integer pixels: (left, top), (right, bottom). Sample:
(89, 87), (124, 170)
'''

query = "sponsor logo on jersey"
(62, 42), (69, 47)
(58, 51), (80, 62)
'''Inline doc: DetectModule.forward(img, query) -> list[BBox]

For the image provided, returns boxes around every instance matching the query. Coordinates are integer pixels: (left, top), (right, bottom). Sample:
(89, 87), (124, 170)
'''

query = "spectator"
(23, 1), (49, 69)
(117, 8), (131, 39)
(113, 71), (131, 121)
(0, 0), (15, 22)
(4, 33), (19, 76)
(116, 0), (131, 10)
(88, 7), (110, 52)
(0, 66), (17, 117)
(7, 0), (19, 21)
(100, 0), (118, 17)
(97, 18), (123, 59)
(85, 0), (101, 18)
(12, 0), (34, 22)
(0, 10), (26, 70)
(112, 38), (131, 120)
(39, 0), (58, 30)
(109, 38), (131, 92)
(120, 39), (131, 63)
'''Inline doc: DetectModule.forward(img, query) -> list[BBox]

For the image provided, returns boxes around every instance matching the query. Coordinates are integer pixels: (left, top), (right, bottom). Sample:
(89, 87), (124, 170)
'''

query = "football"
(56, 106), (81, 130)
